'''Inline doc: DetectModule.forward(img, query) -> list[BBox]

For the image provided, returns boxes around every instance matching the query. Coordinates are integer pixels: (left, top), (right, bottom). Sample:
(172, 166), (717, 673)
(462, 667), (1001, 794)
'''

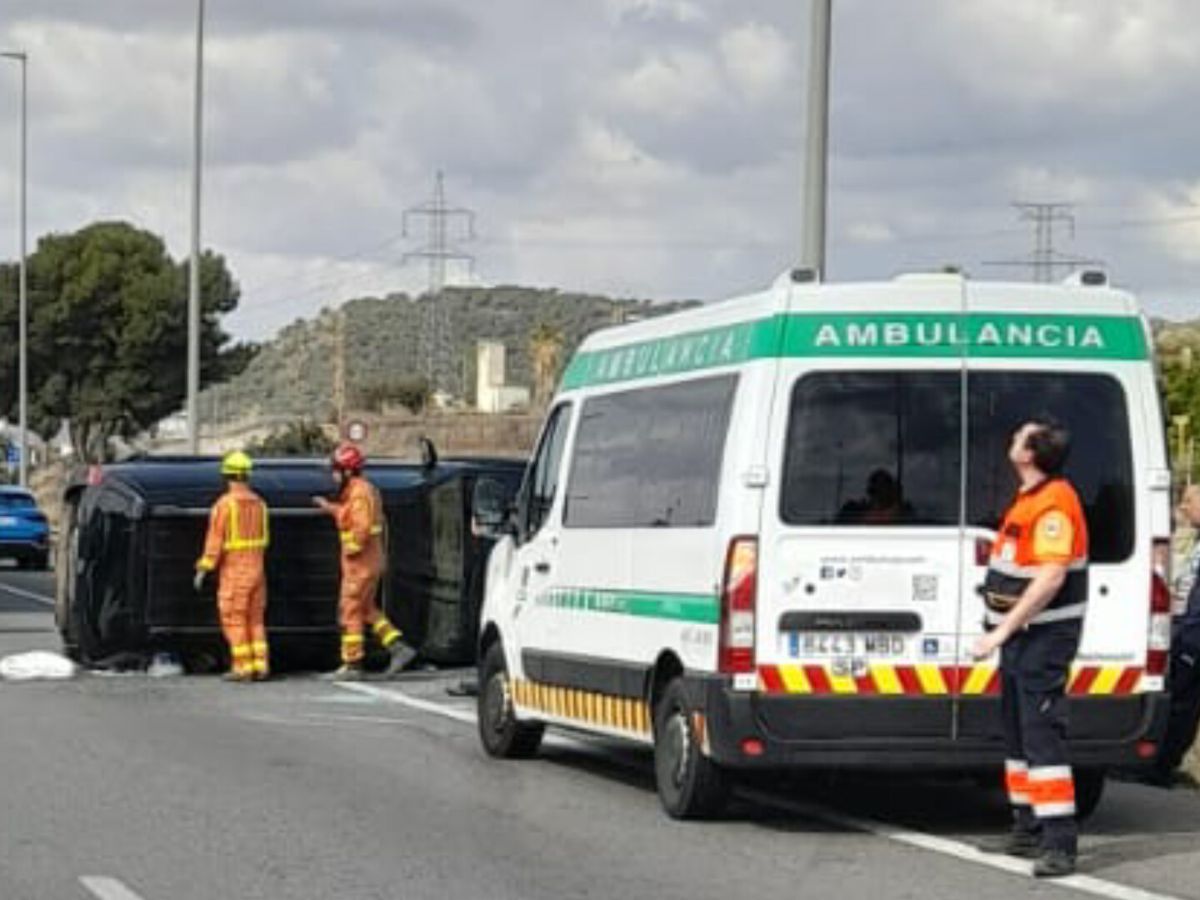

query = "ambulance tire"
(653, 678), (730, 819)
(1074, 768), (1106, 821)
(478, 642), (544, 759)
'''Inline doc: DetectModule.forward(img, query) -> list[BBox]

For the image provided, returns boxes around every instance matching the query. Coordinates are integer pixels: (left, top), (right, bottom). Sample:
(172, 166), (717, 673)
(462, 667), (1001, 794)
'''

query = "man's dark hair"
(1025, 417), (1071, 475)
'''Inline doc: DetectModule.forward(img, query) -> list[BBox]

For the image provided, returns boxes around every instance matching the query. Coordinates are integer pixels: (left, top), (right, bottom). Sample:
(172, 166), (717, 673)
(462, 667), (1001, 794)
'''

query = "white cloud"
(605, 0), (707, 26)
(845, 222), (896, 244)
(609, 49), (721, 121)
(1140, 184), (1200, 266)
(719, 22), (792, 100)
(1, 0), (1200, 341)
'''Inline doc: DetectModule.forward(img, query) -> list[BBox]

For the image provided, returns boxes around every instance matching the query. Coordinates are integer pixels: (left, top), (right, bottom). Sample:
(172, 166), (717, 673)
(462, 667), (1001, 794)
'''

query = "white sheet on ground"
(0, 650), (78, 681)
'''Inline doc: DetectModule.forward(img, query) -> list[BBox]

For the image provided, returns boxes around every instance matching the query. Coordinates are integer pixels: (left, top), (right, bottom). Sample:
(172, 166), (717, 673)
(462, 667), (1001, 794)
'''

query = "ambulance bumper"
(687, 674), (1169, 770)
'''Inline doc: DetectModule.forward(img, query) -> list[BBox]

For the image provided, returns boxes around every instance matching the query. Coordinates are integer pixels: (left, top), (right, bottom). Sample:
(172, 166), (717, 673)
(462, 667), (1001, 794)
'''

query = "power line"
(403, 171), (476, 397)
(983, 202), (1102, 282)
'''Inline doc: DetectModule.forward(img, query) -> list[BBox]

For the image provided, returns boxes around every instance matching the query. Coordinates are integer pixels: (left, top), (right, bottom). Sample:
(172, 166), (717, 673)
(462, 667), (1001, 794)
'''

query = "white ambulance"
(472, 271), (1172, 819)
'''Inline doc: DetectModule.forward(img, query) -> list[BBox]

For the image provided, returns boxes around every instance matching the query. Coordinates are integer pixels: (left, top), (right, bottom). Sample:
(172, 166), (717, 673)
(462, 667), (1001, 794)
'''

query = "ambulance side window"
(520, 403), (572, 540)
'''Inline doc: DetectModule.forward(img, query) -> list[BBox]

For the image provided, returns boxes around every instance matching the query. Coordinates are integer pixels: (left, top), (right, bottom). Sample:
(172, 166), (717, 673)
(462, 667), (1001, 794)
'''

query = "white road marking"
(336, 681), (1185, 900)
(80, 876), (148, 900)
(239, 711), (415, 728)
(335, 681), (477, 725)
(0, 580), (54, 607)
(738, 790), (1185, 900)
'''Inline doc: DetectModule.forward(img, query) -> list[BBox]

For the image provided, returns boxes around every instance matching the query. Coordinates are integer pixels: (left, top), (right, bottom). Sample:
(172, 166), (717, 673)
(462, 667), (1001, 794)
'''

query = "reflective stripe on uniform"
(372, 619), (401, 646)
(1004, 759), (1031, 806)
(224, 497), (269, 551)
(1028, 765), (1075, 818)
(985, 600), (1088, 627)
(988, 557), (1088, 578)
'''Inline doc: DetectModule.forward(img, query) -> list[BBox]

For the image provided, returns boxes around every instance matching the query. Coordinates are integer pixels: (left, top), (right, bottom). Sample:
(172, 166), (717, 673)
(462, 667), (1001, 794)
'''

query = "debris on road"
(0, 650), (77, 681)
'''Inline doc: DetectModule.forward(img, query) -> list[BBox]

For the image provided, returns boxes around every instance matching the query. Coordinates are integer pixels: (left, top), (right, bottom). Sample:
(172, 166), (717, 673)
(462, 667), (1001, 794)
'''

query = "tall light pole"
(187, 0), (205, 454)
(2, 50), (28, 485)
(801, 0), (831, 279)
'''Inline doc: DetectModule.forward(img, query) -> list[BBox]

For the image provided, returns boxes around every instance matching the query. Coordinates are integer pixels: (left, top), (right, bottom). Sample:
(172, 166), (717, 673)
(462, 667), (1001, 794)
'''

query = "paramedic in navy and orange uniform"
(972, 419), (1089, 879)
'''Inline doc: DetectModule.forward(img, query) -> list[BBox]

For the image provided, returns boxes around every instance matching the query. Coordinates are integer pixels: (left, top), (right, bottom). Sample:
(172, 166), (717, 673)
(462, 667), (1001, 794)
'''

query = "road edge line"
(80, 876), (148, 900)
(0, 580), (54, 607)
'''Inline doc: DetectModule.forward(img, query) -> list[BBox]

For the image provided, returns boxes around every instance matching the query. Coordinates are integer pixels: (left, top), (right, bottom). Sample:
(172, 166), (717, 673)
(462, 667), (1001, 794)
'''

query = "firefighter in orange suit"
(194, 451), (270, 682)
(314, 443), (416, 680)
(972, 419), (1089, 879)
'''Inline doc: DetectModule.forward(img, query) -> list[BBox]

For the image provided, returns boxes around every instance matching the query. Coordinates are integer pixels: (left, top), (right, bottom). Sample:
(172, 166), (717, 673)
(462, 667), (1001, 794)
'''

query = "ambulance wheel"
(1074, 768), (1106, 821)
(478, 642), (543, 759)
(653, 678), (730, 819)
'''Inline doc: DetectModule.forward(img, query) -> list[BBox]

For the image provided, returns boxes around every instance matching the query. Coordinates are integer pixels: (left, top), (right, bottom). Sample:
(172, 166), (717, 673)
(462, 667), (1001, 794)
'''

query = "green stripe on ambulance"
(561, 313), (1147, 389)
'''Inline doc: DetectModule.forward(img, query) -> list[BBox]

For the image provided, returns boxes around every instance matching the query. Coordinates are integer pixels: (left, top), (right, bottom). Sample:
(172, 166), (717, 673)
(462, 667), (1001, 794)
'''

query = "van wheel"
(1075, 768), (1106, 821)
(478, 643), (543, 759)
(653, 678), (729, 819)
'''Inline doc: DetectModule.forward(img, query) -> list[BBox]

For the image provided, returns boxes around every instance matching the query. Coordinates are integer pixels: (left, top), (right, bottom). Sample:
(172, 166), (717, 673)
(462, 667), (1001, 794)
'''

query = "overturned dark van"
(55, 453), (524, 670)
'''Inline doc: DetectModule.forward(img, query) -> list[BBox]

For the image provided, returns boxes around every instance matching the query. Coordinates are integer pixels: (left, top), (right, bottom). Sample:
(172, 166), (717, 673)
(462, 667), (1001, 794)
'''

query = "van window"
(565, 375), (737, 528)
(967, 372), (1134, 563)
(521, 403), (572, 538)
(780, 370), (1136, 563)
(780, 372), (961, 526)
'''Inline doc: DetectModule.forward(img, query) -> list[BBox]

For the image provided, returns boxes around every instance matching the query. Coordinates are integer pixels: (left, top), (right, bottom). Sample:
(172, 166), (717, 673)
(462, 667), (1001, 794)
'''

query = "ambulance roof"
(574, 272), (1140, 355)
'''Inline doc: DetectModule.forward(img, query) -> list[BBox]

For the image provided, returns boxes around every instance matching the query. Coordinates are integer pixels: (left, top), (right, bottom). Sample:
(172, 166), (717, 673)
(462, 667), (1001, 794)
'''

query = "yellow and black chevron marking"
(511, 679), (652, 736)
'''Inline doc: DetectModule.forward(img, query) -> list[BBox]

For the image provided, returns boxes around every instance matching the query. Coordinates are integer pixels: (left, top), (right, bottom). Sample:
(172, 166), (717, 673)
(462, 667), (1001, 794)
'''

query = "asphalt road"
(3, 566), (1200, 900)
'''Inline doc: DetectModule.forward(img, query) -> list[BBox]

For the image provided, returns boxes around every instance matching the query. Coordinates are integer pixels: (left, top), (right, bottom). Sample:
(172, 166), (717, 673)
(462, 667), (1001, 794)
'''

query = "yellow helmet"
(220, 450), (253, 478)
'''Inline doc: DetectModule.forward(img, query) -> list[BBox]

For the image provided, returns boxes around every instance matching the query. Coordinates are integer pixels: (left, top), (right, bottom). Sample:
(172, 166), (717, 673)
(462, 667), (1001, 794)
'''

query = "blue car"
(0, 485), (50, 570)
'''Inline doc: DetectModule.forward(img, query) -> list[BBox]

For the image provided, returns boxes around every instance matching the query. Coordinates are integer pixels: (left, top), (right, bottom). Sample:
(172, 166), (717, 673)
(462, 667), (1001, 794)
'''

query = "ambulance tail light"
(719, 537), (758, 675)
(1147, 539), (1172, 679)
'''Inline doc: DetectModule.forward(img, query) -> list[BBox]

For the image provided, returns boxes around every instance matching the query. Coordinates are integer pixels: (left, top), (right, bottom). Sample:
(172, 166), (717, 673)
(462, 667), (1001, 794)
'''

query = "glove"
(193, 570), (208, 593)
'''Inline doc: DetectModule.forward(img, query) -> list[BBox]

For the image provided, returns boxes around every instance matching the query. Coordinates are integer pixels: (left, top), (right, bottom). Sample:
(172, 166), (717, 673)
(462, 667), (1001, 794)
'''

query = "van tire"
(1074, 768), (1106, 821)
(653, 678), (729, 819)
(478, 642), (543, 759)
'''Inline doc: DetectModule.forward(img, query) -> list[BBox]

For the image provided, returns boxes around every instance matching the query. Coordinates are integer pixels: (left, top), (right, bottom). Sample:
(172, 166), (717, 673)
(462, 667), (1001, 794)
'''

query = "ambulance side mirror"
(472, 477), (514, 539)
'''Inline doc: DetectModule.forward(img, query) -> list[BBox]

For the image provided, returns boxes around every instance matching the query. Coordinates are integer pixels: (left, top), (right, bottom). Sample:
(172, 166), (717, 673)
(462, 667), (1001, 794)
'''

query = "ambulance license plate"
(792, 633), (906, 658)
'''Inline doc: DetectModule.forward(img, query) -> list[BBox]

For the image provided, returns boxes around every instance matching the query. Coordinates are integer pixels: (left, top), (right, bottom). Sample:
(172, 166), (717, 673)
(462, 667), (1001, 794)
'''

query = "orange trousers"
(218, 574), (268, 677)
(338, 554), (400, 664)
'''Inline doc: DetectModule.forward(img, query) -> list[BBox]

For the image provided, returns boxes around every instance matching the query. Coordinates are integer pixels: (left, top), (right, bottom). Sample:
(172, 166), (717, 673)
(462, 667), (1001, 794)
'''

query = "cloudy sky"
(0, 0), (1198, 340)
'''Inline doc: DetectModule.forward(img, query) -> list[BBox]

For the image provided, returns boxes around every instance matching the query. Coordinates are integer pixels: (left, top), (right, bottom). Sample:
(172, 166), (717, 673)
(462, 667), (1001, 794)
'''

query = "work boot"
(1001, 824), (1042, 860)
(223, 670), (253, 684)
(1033, 849), (1076, 878)
(327, 663), (365, 682)
(382, 641), (418, 678)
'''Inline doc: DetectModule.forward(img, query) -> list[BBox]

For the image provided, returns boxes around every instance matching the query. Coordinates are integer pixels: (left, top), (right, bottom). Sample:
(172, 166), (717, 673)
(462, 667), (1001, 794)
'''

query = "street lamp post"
(1, 51), (28, 485)
(187, 0), (205, 454)
(801, 0), (831, 279)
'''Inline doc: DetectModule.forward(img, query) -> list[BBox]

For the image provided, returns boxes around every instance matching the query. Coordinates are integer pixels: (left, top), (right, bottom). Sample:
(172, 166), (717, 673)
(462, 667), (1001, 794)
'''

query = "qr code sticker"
(912, 574), (938, 603)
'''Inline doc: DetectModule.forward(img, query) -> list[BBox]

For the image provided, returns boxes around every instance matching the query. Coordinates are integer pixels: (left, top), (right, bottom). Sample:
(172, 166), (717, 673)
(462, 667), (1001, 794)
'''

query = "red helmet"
(332, 442), (365, 473)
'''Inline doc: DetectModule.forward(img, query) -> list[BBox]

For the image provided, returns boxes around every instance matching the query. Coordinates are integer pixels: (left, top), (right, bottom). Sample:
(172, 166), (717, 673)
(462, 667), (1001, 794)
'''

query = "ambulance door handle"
(534, 561), (552, 574)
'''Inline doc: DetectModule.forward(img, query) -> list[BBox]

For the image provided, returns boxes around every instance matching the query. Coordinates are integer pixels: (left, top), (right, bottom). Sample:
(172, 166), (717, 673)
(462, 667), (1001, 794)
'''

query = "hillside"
(200, 286), (695, 423)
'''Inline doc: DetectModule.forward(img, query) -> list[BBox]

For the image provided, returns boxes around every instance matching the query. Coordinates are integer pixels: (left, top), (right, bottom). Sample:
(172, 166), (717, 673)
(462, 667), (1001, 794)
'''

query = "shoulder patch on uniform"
(1033, 509), (1074, 559)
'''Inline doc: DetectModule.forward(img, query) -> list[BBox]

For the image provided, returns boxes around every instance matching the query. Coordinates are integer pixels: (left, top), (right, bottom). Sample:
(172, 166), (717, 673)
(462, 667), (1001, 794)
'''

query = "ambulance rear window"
(967, 372), (1134, 563)
(780, 371), (1135, 563)
(780, 372), (961, 527)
